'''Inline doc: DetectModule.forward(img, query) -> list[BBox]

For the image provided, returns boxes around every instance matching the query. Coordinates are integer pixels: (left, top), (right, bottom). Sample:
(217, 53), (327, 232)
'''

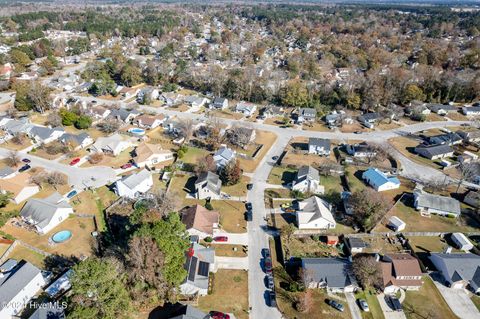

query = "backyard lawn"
(283, 235), (343, 259)
(7, 244), (46, 268)
(403, 276), (457, 319)
(181, 146), (210, 165)
(198, 269), (249, 319)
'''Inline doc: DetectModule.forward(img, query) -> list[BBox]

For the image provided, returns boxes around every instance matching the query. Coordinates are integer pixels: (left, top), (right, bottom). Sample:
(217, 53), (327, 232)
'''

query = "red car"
(209, 311), (230, 319)
(69, 158), (80, 166)
(213, 236), (228, 242)
(121, 163), (132, 169)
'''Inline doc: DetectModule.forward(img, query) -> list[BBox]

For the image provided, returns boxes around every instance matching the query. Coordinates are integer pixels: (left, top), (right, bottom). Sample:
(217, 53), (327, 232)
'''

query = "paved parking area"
(430, 273), (480, 319)
(215, 256), (249, 270)
(377, 294), (407, 319)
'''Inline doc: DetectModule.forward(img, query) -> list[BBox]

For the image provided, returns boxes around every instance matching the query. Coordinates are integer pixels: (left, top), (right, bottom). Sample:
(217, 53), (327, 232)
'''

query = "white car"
(358, 299), (369, 312)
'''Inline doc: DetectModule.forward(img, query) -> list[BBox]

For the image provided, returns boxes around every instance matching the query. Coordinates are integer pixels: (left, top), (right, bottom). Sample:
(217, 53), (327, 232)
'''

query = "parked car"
(245, 202), (253, 211)
(247, 183), (253, 190)
(354, 131), (362, 134)
(358, 299), (369, 312)
(66, 190), (78, 199)
(69, 158), (80, 166)
(387, 296), (402, 312)
(245, 211), (252, 222)
(121, 163), (132, 169)
(213, 236), (228, 242)
(264, 257), (272, 274)
(209, 311), (230, 319)
(18, 164), (31, 172)
(326, 299), (345, 312)
(272, 156), (279, 161)
(262, 248), (271, 259)
(266, 275), (274, 290)
(22, 158), (31, 163)
(268, 290), (277, 307)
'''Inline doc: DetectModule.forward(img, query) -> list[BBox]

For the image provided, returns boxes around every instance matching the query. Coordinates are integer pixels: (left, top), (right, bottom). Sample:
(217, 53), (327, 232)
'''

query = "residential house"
(166, 305), (208, 319)
(28, 303), (65, 319)
(88, 106), (111, 121)
(296, 196), (336, 230)
(235, 102), (257, 117)
(427, 104), (457, 115)
(226, 127), (256, 148)
(308, 138), (331, 156)
(184, 96), (208, 110)
(380, 254), (423, 294)
(114, 169), (153, 199)
(180, 243), (216, 296)
(136, 87), (159, 103)
(213, 146), (236, 169)
(413, 190), (461, 217)
(194, 171), (222, 200)
(20, 192), (73, 234)
(262, 105), (285, 119)
(210, 97), (228, 110)
(28, 126), (65, 144)
(301, 258), (356, 292)
(109, 108), (140, 123)
(346, 237), (367, 254)
(59, 132), (93, 149)
(119, 86), (140, 99)
(451, 233), (474, 251)
(132, 142), (174, 167)
(325, 111), (352, 127)
(388, 216), (406, 232)
(134, 114), (165, 129)
(346, 142), (377, 158)
(0, 167), (16, 179)
(0, 172), (40, 204)
(414, 144), (454, 160)
(91, 134), (132, 156)
(463, 190), (480, 208)
(358, 112), (382, 128)
(457, 130), (480, 143)
(181, 205), (220, 239)
(362, 168), (401, 192)
(1, 118), (33, 136)
(161, 92), (184, 106)
(429, 253), (480, 292)
(427, 133), (463, 146)
(462, 106), (480, 116)
(292, 165), (324, 194)
(0, 259), (47, 318)
(297, 108), (316, 123)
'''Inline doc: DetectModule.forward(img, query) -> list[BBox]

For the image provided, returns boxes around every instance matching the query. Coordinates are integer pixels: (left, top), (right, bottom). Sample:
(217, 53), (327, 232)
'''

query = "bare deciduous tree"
(97, 119), (121, 134)
(177, 118), (194, 143)
(226, 125), (254, 149)
(5, 151), (20, 167)
(46, 112), (62, 127)
(352, 255), (383, 290)
(45, 172), (68, 190)
(11, 133), (26, 145)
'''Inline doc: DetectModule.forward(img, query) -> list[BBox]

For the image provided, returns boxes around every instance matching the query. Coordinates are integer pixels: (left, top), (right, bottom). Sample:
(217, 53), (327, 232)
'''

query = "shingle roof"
(296, 165), (319, 183)
(195, 171), (221, 195)
(0, 167), (15, 178)
(415, 192), (461, 215)
(297, 196), (335, 225)
(302, 258), (354, 288)
(309, 137), (330, 149)
(119, 169), (152, 189)
(430, 253), (480, 287)
(183, 243), (214, 290)
(169, 305), (207, 319)
(0, 260), (42, 312)
(299, 108), (316, 117)
(29, 126), (64, 140)
(415, 144), (453, 157)
(59, 132), (90, 145)
(181, 205), (219, 235)
(20, 192), (71, 229)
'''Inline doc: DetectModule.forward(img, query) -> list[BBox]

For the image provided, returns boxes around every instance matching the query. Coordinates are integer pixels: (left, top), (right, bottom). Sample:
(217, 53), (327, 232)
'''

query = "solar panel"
(197, 261), (209, 277)
(188, 257), (198, 281)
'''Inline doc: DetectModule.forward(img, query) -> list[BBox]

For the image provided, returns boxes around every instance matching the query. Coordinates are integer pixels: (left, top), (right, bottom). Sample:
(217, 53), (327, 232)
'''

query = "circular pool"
(52, 230), (72, 243)
(128, 128), (146, 136)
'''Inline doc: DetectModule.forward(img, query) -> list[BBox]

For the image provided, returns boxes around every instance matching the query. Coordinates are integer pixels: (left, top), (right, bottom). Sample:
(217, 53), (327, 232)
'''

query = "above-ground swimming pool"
(52, 230), (72, 243)
(128, 128), (146, 136)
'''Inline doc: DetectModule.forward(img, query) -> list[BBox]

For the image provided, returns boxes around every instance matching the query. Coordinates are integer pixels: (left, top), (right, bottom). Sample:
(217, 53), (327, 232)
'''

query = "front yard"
(205, 244), (247, 257)
(198, 269), (249, 319)
(237, 130), (277, 173)
(211, 200), (247, 233)
(354, 289), (384, 319)
(80, 147), (135, 168)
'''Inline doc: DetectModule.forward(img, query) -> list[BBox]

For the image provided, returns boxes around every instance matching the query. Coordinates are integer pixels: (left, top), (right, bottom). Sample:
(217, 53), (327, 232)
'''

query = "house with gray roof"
(462, 106), (480, 116)
(180, 243), (216, 296)
(28, 126), (65, 144)
(430, 253), (480, 293)
(308, 138), (331, 156)
(213, 146), (236, 169)
(301, 258), (357, 292)
(427, 133), (463, 146)
(414, 144), (454, 160)
(114, 169), (153, 199)
(427, 104), (457, 115)
(358, 112), (382, 128)
(0, 118), (33, 136)
(0, 259), (46, 318)
(0, 167), (15, 179)
(297, 108), (316, 123)
(194, 171), (221, 200)
(210, 97), (228, 110)
(413, 190), (461, 217)
(59, 132), (93, 149)
(108, 108), (140, 123)
(28, 303), (65, 319)
(292, 165), (324, 194)
(235, 102), (257, 117)
(20, 192), (73, 234)
(168, 305), (207, 319)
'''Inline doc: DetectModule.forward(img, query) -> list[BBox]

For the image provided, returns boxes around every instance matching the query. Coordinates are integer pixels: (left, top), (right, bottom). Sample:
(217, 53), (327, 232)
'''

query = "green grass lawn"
(403, 276), (457, 319)
(181, 146), (210, 165)
(471, 295), (480, 312)
(345, 167), (367, 192)
(210, 200), (247, 233)
(322, 174), (344, 194)
(268, 166), (297, 185)
(355, 289), (384, 319)
(222, 175), (250, 197)
(8, 244), (46, 269)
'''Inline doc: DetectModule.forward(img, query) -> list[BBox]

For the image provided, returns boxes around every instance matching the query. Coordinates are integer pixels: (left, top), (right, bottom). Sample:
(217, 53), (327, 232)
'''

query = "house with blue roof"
(362, 167), (401, 192)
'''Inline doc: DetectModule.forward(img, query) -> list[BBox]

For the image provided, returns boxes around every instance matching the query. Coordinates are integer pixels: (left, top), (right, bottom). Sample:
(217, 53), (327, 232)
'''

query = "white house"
(301, 258), (356, 292)
(185, 96), (208, 111)
(292, 165), (324, 194)
(180, 243), (216, 296)
(308, 138), (331, 156)
(91, 134), (133, 156)
(235, 102), (257, 117)
(451, 233), (474, 251)
(28, 126), (65, 144)
(194, 171), (222, 200)
(213, 146), (236, 169)
(132, 142), (174, 167)
(210, 97), (228, 109)
(114, 169), (153, 199)
(362, 168), (401, 192)
(462, 106), (480, 116)
(20, 192), (73, 234)
(134, 114), (165, 129)
(0, 259), (47, 318)
(0, 172), (39, 204)
(296, 196), (336, 230)
(413, 190), (461, 217)
(59, 132), (94, 149)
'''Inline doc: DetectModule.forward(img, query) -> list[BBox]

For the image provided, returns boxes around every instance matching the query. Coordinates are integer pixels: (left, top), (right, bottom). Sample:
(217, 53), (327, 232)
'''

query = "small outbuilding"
(388, 216), (406, 232)
(451, 232), (474, 251)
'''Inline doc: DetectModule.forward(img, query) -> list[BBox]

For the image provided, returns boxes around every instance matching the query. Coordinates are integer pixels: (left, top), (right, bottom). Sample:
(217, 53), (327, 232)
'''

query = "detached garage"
(451, 233), (474, 251)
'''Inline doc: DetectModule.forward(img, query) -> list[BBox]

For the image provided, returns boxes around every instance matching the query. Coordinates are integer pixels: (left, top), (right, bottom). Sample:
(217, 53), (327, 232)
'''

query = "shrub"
(204, 236), (213, 243)
(74, 115), (92, 129)
(88, 152), (104, 164)
(205, 202), (214, 210)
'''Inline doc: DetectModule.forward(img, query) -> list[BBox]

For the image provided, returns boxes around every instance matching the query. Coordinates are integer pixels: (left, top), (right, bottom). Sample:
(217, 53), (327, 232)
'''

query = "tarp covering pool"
(52, 230), (72, 243)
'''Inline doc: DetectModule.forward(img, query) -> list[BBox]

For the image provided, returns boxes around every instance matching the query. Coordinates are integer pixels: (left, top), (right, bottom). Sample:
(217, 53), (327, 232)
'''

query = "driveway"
(212, 232), (248, 246)
(216, 256), (249, 270)
(430, 273), (480, 319)
(377, 294), (407, 319)
(345, 292), (362, 319)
